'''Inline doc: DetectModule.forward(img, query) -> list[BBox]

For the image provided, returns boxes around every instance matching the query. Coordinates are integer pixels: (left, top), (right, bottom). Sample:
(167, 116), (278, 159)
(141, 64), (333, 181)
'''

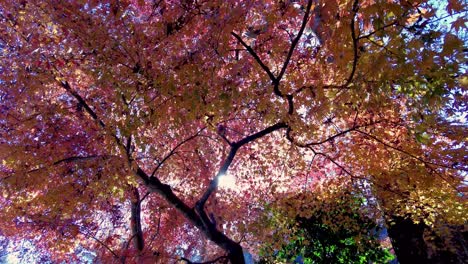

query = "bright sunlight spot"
(218, 172), (237, 190)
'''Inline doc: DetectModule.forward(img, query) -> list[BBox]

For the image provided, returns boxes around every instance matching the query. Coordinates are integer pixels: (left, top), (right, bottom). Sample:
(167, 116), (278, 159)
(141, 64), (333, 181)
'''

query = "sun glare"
(218, 173), (237, 190)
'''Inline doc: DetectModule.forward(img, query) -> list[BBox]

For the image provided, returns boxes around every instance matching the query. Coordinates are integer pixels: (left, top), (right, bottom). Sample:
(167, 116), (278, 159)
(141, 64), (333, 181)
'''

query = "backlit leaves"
(0, 0), (466, 262)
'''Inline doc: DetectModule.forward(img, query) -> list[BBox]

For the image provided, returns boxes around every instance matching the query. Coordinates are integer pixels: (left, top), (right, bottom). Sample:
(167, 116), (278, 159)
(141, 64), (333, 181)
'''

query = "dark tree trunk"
(387, 215), (467, 264)
(131, 187), (144, 251)
(387, 216), (429, 263)
(227, 242), (245, 264)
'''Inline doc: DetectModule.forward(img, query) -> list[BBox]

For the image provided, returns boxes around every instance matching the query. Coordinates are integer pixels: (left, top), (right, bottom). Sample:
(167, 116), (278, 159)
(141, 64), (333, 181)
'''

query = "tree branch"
(136, 166), (244, 263)
(236, 122), (288, 147)
(136, 167), (202, 226)
(355, 130), (467, 172)
(53, 155), (114, 165)
(79, 230), (120, 260)
(195, 122), (287, 223)
(58, 77), (213, 247)
(57, 79), (125, 149)
(344, 0), (360, 87)
(131, 187), (144, 251)
(55, 68), (244, 262)
(151, 128), (205, 177)
(58, 80), (106, 128)
(232, 0), (312, 113)
(287, 121), (380, 147)
(276, 0), (313, 83)
(231, 32), (277, 86)
(310, 147), (406, 197)
(358, 20), (399, 40)
(179, 255), (228, 264)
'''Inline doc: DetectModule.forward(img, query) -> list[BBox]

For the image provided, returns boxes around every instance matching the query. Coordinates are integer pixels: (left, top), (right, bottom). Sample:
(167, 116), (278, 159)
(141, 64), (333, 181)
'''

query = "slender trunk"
(131, 187), (144, 251)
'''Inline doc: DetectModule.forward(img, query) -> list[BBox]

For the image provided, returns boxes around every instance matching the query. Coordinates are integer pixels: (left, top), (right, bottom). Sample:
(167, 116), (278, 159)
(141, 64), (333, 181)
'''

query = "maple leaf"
(0, 0), (466, 263)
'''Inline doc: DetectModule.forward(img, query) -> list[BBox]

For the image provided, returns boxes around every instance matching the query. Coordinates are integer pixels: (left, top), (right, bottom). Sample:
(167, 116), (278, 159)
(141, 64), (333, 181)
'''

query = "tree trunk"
(386, 216), (428, 263)
(131, 187), (144, 251)
(227, 242), (245, 264)
(386, 215), (467, 264)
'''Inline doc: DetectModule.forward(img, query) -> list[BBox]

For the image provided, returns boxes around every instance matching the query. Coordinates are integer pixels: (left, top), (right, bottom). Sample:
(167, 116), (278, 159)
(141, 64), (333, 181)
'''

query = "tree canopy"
(0, 0), (466, 263)
(258, 181), (395, 264)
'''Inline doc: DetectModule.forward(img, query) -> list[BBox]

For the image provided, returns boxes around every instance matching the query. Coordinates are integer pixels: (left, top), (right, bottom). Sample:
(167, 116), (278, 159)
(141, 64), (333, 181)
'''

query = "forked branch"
(196, 122), (287, 210)
(231, 32), (277, 85)
(55, 67), (244, 263)
(151, 128), (206, 177)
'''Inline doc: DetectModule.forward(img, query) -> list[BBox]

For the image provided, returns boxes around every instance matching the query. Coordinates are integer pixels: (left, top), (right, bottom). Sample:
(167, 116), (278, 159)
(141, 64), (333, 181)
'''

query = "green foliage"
(259, 193), (394, 264)
(0, 0), (466, 262)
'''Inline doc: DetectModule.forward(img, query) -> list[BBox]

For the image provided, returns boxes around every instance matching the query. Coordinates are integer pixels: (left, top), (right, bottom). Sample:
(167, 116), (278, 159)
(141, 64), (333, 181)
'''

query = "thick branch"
(276, 0), (313, 83)
(236, 122), (288, 147)
(286, 94), (294, 115)
(196, 147), (238, 211)
(136, 167), (202, 226)
(344, 0), (360, 87)
(57, 79), (124, 148)
(58, 80), (106, 128)
(231, 32), (277, 86)
(136, 167), (245, 263)
(196, 122), (287, 209)
(56, 73), (244, 262)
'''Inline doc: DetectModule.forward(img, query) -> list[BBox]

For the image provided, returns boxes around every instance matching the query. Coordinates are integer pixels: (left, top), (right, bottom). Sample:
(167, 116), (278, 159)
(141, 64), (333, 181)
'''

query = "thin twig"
(356, 129), (467, 172)
(79, 230), (120, 259)
(151, 128), (206, 177)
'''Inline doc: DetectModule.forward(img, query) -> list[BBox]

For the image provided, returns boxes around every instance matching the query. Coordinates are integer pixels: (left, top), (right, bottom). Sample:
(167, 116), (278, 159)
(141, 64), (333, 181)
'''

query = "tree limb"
(55, 67), (244, 263)
(151, 127), (206, 177)
(58, 80), (106, 128)
(53, 155), (114, 165)
(276, 0), (313, 84)
(310, 147), (407, 197)
(131, 187), (144, 251)
(196, 122), (287, 210)
(135, 167), (244, 262)
(286, 121), (380, 147)
(344, 0), (360, 87)
(179, 255), (228, 264)
(79, 230), (120, 260)
(356, 129), (468, 172)
(231, 32), (277, 86)
(57, 79), (125, 150)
